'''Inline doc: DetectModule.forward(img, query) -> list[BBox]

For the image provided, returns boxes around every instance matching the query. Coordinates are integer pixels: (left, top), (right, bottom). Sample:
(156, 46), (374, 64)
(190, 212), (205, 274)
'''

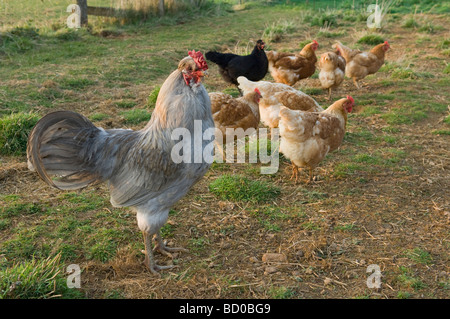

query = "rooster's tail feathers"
(27, 111), (103, 190)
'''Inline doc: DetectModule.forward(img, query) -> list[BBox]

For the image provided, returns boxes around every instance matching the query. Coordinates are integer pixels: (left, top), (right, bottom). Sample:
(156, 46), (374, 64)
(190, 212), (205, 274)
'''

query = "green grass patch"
(357, 34), (384, 45)
(405, 248), (433, 265)
(333, 163), (365, 178)
(397, 266), (426, 291)
(89, 113), (109, 122)
(147, 86), (161, 108)
(0, 254), (83, 299)
(59, 78), (96, 90)
(209, 175), (280, 203)
(402, 16), (420, 29)
(115, 100), (138, 109)
(263, 20), (296, 42)
(120, 109), (151, 125)
(0, 112), (39, 155)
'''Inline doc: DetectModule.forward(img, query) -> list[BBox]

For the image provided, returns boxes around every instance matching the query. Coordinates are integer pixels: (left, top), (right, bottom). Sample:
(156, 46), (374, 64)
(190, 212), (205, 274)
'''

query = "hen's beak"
(196, 70), (207, 77)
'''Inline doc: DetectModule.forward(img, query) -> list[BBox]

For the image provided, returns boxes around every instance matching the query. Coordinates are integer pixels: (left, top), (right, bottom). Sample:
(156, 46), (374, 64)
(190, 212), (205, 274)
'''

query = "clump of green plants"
(309, 12), (338, 27)
(263, 20), (296, 42)
(402, 15), (419, 29)
(0, 112), (40, 155)
(147, 86), (160, 108)
(208, 175), (280, 203)
(391, 67), (418, 79)
(120, 109), (151, 125)
(0, 254), (82, 299)
(0, 26), (40, 55)
(405, 247), (433, 265)
(357, 34), (385, 45)
(89, 113), (109, 122)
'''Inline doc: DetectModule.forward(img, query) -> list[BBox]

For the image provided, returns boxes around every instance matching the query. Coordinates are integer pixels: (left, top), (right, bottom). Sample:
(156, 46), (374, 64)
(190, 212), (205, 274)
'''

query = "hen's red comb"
(188, 50), (208, 71)
(255, 88), (261, 96)
(346, 95), (354, 105)
(313, 40), (318, 45)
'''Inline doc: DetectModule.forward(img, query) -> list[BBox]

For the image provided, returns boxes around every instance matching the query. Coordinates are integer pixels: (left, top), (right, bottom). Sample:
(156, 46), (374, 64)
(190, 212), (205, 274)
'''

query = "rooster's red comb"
(188, 50), (208, 71)
(255, 88), (261, 96)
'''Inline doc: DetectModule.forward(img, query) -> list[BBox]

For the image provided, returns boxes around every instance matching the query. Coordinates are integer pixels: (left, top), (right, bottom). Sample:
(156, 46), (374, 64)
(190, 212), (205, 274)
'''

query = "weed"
(357, 34), (384, 45)
(263, 20), (296, 42)
(333, 163), (364, 178)
(115, 100), (138, 109)
(59, 78), (96, 90)
(432, 129), (450, 136)
(209, 175), (280, 203)
(405, 248), (433, 265)
(0, 254), (82, 299)
(397, 266), (426, 291)
(0, 112), (39, 155)
(89, 113), (109, 122)
(309, 12), (338, 27)
(397, 291), (412, 299)
(402, 16), (419, 29)
(269, 286), (295, 299)
(147, 86), (161, 108)
(120, 109), (151, 125)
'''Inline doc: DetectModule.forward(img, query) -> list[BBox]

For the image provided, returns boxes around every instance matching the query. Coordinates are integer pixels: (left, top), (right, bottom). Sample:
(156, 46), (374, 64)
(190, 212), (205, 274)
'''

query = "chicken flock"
(27, 38), (390, 274)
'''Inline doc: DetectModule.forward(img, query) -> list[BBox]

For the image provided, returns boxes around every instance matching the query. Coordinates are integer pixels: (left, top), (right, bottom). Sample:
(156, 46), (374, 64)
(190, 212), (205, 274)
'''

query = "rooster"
(205, 40), (268, 87)
(237, 76), (323, 129)
(266, 40), (319, 86)
(318, 51), (346, 100)
(27, 51), (213, 275)
(279, 96), (354, 183)
(333, 41), (390, 89)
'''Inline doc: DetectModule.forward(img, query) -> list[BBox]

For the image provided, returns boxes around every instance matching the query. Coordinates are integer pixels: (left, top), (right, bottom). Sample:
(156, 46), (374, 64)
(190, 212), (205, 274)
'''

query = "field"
(0, 0), (449, 299)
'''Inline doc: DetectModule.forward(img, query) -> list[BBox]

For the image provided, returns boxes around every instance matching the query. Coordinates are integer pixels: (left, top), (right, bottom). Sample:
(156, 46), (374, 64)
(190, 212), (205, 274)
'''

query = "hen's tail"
(27, 111), (104, 190)
(237, 76), (257, 94)
(205, 51), (237, 68)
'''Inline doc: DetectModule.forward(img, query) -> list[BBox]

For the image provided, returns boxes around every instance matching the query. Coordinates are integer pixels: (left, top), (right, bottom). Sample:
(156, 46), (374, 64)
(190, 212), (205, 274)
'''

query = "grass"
(0, 112), (39, 155)
(357, 34), (385, 45)
(263, 20), (296, 43)
(120, 109), (152, 125)
(147, 86), (161, 108)
(0, 254), (83, 299)
(208, 175), (280, 203)
(405, 248), (433, 265)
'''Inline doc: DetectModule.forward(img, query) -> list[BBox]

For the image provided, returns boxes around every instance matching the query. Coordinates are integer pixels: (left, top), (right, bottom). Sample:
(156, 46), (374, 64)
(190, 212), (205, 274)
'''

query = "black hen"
(206, 40), (268, 86)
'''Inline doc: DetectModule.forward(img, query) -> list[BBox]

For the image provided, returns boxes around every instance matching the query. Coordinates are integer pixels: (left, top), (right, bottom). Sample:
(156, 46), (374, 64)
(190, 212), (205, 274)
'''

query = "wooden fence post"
(77, 0), (88, 26)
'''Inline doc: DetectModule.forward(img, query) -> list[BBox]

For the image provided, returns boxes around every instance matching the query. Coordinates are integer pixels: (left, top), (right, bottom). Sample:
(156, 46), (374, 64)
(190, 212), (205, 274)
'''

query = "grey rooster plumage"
(27, 52), (213, 274)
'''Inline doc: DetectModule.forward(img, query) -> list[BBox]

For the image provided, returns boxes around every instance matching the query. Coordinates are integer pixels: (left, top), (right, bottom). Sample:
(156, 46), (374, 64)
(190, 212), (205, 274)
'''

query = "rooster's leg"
(352, 78), (360, 89)
(142, 231), (174, 275)
(153, 231), (188, 258)
(328, 88), (332, 100)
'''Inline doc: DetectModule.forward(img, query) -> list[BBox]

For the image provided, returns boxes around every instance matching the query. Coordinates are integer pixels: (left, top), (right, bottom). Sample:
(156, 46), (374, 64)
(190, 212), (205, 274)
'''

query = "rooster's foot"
(153, 232), (188, 258)
(143, 255), (177, 276)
